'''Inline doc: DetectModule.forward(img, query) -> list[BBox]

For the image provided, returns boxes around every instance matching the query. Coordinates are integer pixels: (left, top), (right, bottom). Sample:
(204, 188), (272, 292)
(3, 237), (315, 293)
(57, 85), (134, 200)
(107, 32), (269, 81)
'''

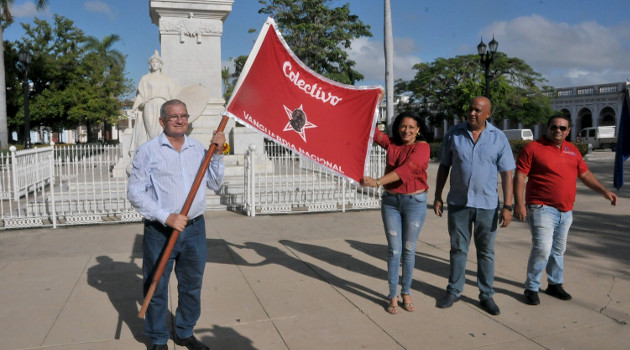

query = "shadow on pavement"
(246, 240), (387, 307)
(347, 239), (525, 305)
(197, 325), (256, 350)
(568, 210), (630, 273)
(86, 255), (148, 346)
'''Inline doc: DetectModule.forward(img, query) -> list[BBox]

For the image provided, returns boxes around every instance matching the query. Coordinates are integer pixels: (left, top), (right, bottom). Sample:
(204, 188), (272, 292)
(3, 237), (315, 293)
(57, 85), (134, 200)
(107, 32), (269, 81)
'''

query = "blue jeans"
(381, 191), (427, 299)
(446, 205), (498, 300)
(524, 205), (573, 292)
(143, 218), (207, 344)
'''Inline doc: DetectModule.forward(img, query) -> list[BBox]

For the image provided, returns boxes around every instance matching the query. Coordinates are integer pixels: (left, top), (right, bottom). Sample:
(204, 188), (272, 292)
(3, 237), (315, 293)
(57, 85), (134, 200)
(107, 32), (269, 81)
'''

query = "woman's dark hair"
(390, 111), (433, 144)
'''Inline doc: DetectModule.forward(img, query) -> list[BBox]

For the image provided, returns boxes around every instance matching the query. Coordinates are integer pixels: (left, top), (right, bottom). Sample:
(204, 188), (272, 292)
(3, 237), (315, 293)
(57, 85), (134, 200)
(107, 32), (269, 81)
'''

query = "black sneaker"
(174, 335), (209, 350)
(524, 289), (540, 305)
(545, 283), (572, 300)
(437, 293), (460, 308)
(480, 298), (500, 315)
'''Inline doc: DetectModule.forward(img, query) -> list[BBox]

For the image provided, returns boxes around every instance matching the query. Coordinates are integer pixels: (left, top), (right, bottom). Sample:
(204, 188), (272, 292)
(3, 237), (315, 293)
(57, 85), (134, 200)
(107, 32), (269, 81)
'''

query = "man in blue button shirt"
(128, 99), (225, 350)
(433, 96), (515, 315)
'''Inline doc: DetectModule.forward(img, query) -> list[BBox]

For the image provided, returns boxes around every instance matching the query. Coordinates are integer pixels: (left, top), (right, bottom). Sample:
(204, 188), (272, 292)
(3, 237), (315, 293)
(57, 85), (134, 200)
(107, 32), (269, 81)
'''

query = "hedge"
(425, 140), (588, 161)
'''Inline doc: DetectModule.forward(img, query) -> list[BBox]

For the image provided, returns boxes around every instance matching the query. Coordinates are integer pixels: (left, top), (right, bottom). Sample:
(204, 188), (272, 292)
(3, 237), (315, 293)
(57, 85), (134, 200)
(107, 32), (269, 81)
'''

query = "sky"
(4, 0), (630, 93)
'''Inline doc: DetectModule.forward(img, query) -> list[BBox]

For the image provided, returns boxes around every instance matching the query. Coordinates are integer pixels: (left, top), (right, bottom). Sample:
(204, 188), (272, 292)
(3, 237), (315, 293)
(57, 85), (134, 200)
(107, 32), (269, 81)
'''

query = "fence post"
(248, 144), (256, 217)
(50, 142), (57, 228)
(9, 146), (17, 201)
(342, 179), (346, 212)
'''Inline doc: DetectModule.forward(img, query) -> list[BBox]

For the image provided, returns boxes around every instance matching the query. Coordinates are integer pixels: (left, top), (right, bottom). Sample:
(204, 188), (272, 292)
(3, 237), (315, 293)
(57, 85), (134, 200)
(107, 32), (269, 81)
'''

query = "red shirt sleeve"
(373, 129), (390, 149)
(392, 142), (430, 186)
(516, 143), (534, 175)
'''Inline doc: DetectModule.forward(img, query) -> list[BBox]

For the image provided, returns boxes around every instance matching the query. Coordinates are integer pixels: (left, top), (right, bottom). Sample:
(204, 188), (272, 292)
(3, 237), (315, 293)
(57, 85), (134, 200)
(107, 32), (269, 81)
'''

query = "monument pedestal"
(112, 128), (134, 178)
(188, 97), (235, 145)
(230, 126), (264, 156)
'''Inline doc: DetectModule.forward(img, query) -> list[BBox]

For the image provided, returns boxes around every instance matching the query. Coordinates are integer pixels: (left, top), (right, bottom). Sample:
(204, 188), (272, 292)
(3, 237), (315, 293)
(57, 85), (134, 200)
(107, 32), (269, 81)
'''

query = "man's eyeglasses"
(165, 114), (190, 122)
(549, 125), (568, 131)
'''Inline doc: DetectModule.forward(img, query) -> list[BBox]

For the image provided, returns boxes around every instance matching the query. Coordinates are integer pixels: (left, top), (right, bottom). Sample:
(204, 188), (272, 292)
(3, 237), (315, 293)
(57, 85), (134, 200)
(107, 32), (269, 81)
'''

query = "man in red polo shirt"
(514, 114), (617, 305)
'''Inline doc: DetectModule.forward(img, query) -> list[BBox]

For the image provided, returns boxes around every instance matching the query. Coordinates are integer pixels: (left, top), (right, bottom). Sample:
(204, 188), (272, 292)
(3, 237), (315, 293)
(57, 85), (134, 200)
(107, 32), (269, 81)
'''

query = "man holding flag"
(128, 99), (225, 350)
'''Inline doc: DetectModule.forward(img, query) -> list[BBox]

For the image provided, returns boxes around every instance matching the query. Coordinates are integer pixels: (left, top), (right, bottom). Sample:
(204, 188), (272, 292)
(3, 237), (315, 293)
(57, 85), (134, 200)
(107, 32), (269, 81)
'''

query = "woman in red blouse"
(363, 112), (431, 314)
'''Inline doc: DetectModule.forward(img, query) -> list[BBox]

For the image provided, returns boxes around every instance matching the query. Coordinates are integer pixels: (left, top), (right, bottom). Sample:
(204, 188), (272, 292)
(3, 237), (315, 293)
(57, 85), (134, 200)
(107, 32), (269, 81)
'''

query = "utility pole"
(384, 0), (394, 129)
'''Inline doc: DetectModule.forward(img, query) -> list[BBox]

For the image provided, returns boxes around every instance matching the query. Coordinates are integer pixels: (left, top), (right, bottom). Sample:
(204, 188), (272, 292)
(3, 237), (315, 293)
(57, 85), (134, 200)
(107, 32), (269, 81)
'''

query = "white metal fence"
(242, 142), (385, 216)
(0, 141), (386, 229)
(0, 143), (141, 229)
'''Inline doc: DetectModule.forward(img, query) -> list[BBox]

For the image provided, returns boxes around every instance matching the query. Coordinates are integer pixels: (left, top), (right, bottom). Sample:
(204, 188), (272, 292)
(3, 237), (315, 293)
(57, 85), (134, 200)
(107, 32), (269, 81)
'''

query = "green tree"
(0, 0), (48, 148)
(8, 15), (85, 140)
(8, 15), (130, 143)
(396, 52), (554, 128)
(223, 55), (247, 102)
(84, 34), (124, 70)
(82, 34), (128, 142)
(258, 0), (372, 85)
(3, 41), (22, 134)
(221, 65), (230, 99)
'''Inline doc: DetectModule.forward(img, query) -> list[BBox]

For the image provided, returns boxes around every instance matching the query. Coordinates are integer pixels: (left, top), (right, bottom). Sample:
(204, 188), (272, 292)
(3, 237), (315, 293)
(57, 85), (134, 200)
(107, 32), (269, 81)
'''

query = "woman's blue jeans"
(525, 205), (573, 292)
(142, 218), (207, 344)
(446, 205), (498, 301)
(381, 191), (427, 299)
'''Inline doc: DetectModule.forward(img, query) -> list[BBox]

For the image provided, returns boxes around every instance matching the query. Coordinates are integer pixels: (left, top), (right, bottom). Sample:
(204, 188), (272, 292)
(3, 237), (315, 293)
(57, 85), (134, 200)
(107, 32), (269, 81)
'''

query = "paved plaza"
(0, 151), (628, 350)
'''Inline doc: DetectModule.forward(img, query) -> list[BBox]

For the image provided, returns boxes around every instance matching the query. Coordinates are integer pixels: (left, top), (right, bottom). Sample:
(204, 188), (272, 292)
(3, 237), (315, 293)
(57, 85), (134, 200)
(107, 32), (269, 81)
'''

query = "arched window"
(599, 106), (616, 126)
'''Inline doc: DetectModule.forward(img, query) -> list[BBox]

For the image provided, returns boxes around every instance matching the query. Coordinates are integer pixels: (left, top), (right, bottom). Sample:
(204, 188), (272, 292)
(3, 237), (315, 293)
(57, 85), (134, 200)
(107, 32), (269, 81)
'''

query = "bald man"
(433, 96), (515, 315)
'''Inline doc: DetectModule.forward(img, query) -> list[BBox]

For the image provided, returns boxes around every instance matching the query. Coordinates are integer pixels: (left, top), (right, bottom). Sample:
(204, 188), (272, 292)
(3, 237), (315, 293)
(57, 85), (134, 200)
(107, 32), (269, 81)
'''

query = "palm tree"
(0, 0), (48, 149)
(84, 34), (125, 71)
(84, 34), (125, 142)
(221, 65), (230, 100)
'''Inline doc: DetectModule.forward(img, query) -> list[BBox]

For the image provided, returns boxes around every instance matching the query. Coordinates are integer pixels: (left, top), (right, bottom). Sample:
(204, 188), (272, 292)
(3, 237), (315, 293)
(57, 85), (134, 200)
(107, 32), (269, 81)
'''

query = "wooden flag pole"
(138, 115), (229, 319)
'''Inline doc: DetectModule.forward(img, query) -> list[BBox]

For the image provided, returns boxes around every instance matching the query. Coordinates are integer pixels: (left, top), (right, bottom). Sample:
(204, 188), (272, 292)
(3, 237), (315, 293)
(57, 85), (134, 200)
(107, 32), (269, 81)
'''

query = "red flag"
(224, 17), (383, 184)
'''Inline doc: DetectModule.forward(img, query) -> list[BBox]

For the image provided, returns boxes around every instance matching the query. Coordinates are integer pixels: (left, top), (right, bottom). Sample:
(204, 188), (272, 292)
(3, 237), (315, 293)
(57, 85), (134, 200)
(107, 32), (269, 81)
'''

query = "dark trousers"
(142, 217), (206, 344)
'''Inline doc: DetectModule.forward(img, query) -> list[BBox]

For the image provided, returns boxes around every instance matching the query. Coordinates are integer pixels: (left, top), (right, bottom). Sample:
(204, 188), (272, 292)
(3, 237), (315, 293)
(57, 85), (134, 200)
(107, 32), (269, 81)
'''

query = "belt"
(144, 215), (203, 227)
(384, 190), (427, 198)
(186, 215), (203, 226)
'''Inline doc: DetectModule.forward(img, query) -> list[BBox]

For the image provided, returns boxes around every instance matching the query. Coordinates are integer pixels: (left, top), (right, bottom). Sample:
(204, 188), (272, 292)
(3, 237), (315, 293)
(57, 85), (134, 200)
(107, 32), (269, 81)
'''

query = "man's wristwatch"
(502, 204), (513, 211)
(376, 179), (381, 187)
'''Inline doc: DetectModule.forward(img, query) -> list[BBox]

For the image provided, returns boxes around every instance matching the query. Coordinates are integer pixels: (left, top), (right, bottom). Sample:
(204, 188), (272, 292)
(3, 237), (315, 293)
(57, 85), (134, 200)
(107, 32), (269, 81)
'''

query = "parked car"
(577, 126), (616, 151)
(502, 128), (534, 141)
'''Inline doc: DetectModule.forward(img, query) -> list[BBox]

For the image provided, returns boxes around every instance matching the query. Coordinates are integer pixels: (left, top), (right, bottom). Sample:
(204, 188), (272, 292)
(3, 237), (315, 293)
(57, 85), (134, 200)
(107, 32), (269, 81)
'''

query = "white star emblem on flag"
(283, 104), (317, 142)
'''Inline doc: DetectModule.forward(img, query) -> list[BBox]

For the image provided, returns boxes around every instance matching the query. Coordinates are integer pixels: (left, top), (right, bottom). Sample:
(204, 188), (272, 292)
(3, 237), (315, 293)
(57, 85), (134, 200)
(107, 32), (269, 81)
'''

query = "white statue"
(130, 50), (181, 150)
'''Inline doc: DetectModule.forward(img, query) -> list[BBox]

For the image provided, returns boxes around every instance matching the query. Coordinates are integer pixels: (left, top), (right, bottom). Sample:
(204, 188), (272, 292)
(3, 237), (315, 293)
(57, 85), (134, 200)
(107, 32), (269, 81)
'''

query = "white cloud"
(84, 0), (116, 20)
(348, 37), (422, 86)
(10, 1), (50, 18)
(485, 14), (630, 87)
(223, 36), (421, 87)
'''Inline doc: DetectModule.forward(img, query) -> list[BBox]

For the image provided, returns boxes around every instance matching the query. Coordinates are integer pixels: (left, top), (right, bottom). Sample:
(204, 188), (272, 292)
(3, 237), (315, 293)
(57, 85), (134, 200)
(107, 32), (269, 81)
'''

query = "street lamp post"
(477, 36), (498, 99)
(18, 49), (32, 149)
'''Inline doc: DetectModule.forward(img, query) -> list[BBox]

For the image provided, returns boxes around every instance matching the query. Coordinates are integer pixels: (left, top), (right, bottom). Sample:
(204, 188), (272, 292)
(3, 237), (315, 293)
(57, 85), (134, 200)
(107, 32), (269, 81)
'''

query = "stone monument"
(112, 50), (210, 177)
(130, 50), (181, 151)
(116, 0), (267, 179)
(149, 0), (236, 145)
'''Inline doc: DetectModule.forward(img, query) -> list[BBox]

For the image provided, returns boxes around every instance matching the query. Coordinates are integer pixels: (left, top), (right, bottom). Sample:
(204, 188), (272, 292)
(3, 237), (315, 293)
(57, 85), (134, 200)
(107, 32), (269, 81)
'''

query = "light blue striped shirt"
(127, 133), (225, 224)
(439, 121), (515, 209)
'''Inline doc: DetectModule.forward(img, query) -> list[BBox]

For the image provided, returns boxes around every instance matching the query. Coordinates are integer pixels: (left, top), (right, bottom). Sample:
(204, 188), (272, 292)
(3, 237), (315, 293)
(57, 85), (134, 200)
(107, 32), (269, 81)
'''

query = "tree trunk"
(0, 27), (9, 148)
